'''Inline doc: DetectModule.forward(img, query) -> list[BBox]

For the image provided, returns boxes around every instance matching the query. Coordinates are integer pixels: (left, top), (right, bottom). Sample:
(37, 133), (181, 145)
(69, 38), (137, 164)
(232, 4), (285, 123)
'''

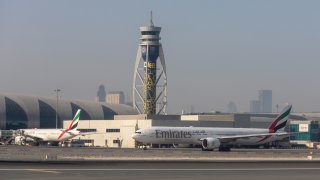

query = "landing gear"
(201, 146), (231, 152)
(143, 145), (148, 150)
(38, 142), (47, 146)
(201, 147), (213, 151)
(29, 141), (39, 146)
(218, 146), (231, 152)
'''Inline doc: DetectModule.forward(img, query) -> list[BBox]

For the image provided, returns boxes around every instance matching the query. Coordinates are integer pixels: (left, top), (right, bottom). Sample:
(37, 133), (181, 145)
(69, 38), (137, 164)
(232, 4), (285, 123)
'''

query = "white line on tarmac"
(0, 168), (320, 171)
(29, 169), (61, 174)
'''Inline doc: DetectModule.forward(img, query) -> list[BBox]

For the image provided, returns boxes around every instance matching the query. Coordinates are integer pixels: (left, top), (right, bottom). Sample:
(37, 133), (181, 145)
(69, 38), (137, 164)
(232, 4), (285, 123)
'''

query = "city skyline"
(250, 90), (272, 113)
(1, 1), (320, 113)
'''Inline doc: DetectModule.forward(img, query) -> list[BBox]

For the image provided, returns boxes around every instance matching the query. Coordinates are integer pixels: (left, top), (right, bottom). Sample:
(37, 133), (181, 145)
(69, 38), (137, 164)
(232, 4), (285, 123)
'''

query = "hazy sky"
(1, 0), (320, 113)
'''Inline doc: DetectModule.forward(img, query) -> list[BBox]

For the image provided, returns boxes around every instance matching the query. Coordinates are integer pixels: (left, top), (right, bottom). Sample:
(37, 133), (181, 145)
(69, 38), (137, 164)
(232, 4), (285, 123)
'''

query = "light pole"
(54, 89), (61, 129)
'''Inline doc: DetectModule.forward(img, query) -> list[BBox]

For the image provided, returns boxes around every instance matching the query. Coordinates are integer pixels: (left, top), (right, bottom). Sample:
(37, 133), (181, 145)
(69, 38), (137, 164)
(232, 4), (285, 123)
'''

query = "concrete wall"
(234, 114), (251, 128)
(64, 119), (151, 148)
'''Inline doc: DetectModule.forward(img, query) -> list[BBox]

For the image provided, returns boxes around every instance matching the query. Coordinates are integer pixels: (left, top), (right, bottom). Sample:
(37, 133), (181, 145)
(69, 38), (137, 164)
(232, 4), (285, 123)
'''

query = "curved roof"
(0, 93), (137, 129)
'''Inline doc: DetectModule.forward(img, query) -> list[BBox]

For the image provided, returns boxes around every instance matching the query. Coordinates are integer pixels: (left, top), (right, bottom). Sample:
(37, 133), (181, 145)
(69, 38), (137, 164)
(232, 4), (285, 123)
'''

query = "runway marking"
(0, 168), (320, 171)
(28, 169), (61, 174)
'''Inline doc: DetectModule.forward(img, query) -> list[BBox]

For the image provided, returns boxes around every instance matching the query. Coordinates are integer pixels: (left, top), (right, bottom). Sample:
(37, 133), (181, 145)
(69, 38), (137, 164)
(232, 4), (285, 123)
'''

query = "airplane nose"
(132, 134), (137, 139)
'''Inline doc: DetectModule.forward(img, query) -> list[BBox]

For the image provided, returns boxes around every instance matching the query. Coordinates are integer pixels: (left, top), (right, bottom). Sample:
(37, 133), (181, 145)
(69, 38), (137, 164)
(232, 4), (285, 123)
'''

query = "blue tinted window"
(39, 100), (60, 128)
(5, 97), (28, 129)
(102, 105), (116, 120)
(71, 103), (91, 120)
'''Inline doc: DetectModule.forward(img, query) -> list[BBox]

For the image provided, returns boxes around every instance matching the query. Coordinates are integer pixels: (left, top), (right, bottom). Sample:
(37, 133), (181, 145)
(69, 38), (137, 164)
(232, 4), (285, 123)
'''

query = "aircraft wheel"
(202, 147), (213, 151)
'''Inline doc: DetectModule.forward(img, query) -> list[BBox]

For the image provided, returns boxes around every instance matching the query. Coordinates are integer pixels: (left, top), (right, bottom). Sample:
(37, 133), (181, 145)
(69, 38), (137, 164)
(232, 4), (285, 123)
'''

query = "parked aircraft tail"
(68, 109), (81, 131)
(268, 105), (292, 133)
(57, 109), (81, 140)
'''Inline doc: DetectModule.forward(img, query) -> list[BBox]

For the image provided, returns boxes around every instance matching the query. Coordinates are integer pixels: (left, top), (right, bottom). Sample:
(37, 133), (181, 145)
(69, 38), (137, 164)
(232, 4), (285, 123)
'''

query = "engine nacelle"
(202, 138), (221, 150)
(14, 136), (26, 145)
(14, 136), (35, 145)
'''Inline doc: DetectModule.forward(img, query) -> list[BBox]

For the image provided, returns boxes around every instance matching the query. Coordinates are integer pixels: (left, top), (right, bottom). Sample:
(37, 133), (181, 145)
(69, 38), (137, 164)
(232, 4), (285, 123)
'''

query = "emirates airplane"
(15, 109), (84, 145)
(132, 105), (292, 151)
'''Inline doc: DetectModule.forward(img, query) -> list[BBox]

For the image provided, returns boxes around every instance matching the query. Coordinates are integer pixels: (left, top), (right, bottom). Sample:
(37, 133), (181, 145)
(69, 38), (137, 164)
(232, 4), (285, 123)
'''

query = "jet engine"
(201, 138), (221, 150)
(14, 135), (36, 146)
(14, 136), (26, 145)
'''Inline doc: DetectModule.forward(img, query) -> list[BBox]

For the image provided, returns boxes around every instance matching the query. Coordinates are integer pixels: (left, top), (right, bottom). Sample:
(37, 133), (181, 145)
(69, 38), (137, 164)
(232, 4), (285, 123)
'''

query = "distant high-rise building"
(96, 85), (106, 102)
(106, 91), (125, 104)
(190, 105), (195, 114)
(250, 100), (261, 113)
(227, 101), (237, 113)
(259, 90), (272, 113)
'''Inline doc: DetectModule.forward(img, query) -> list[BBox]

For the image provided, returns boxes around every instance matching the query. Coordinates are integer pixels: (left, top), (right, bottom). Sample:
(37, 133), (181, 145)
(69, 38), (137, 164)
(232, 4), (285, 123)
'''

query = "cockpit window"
(135, 131), (142, 134)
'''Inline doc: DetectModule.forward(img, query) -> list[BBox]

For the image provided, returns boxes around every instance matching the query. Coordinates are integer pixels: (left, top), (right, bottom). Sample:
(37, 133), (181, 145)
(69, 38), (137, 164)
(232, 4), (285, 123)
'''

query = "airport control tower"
(133, 12), (167, 115)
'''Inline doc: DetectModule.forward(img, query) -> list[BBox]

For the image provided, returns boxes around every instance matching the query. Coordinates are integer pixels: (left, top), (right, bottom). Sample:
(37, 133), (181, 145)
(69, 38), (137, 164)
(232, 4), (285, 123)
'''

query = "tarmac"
(1, 161), (320, 180)
(0, 145), (319, 162)
(1, 146), (320, 179)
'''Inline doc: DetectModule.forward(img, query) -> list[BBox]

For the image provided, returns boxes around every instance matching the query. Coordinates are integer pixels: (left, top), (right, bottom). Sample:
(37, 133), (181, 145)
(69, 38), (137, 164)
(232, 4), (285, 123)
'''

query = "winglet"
(268, 105), (292, 133)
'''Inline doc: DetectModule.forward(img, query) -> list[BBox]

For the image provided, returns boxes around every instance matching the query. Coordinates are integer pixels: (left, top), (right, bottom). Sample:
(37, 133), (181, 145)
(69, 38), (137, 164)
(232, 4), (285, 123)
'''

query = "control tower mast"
(133, 12), (167, 115)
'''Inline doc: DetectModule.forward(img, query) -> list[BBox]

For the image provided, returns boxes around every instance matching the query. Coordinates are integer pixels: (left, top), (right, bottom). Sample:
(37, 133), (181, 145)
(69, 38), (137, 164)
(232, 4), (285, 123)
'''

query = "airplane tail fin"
(268, 105), (292, 133)
(68, 109), (81, 131)
(57, 109), (81, 140)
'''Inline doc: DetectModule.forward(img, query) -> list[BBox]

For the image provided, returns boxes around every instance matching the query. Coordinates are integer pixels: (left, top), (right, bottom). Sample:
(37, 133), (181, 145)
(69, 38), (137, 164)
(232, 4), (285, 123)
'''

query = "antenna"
(150, 11), (154, 26)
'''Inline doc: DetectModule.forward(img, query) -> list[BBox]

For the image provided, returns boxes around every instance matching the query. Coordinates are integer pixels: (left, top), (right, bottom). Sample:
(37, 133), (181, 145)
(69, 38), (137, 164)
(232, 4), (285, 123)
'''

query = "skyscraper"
(259, 90), (272, 113)
(106, 91), (125, 104)
(133, 12), (167, 115)
(96, 84), (106, 102)
(250, 100), (260, 113)
(227, 101), (237, 113)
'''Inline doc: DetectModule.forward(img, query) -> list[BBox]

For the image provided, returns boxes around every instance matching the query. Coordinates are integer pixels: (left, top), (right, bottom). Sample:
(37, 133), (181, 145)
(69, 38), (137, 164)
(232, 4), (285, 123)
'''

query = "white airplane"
(132, 105), (292, 151)
(15, 109), (83, 145)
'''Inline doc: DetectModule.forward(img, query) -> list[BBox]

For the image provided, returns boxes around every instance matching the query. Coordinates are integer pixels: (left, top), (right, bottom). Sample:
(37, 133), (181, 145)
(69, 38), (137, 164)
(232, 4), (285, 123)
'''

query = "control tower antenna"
(133, 13), (167, 115)
(150, 11), (154, 26)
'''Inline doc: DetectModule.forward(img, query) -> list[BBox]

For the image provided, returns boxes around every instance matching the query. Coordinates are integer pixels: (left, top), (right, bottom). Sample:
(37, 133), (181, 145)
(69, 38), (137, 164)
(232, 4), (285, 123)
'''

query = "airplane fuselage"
(132, 127), (285, 145)
(20, 129), (80, 142)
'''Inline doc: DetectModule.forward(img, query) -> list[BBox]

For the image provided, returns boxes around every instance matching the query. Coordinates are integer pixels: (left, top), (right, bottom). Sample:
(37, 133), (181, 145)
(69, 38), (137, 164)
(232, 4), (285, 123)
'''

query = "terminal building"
(290, 120), (320, 147)
(0, 93), (137, 130)
(0, 92), (318, 148)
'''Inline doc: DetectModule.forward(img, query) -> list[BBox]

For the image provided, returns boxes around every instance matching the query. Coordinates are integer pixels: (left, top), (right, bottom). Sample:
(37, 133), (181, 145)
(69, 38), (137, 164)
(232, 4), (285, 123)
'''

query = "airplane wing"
(21, 134), (44, 142)
(79, 132), (104, 136)
(201, 132), (290, 143)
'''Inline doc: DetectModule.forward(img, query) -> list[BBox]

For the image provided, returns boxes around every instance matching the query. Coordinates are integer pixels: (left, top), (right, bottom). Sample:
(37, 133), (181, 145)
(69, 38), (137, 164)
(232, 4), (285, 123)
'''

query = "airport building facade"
(1, 93), (318, 148)
(0, 93), (137, 130)
(290, 120), (320, 147)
